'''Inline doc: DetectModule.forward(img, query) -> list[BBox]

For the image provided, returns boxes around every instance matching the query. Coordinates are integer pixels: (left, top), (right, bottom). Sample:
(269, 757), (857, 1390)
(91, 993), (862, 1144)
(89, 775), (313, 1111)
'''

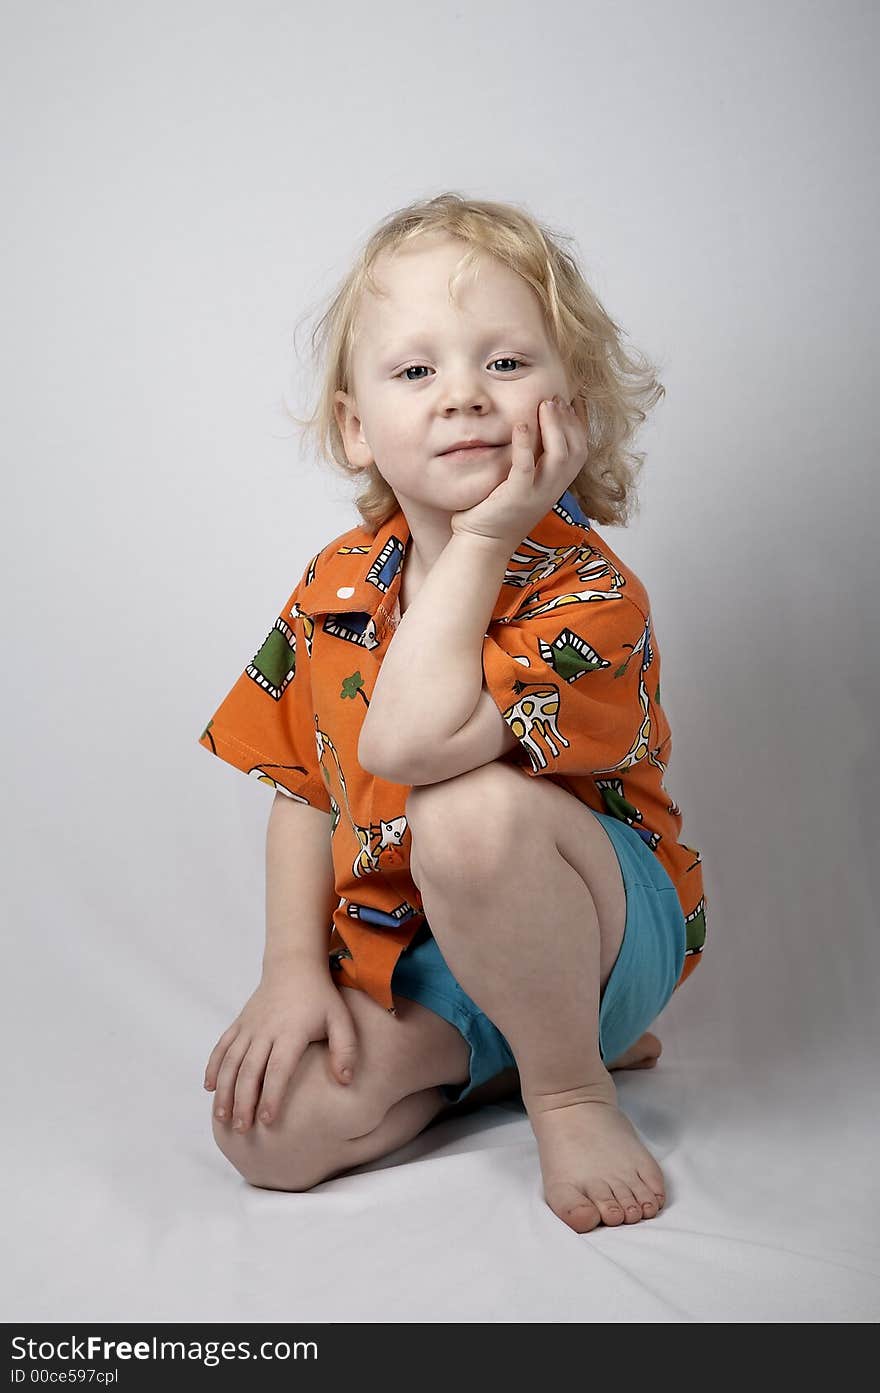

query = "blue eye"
(396, 357), (526, 382)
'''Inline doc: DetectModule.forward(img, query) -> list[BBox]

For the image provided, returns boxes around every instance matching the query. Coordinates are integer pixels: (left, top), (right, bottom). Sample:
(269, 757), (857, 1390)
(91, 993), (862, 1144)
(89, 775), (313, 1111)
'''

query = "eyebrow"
(376, 327), (539, 356)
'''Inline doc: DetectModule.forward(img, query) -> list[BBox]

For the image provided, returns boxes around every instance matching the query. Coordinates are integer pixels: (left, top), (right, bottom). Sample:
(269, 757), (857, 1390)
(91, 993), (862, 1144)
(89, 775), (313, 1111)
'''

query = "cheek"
(369, 414), (418, 459)
(368, 424), (425, 486)
(383, 406), (423, 447)
(511, 387), (550, 433)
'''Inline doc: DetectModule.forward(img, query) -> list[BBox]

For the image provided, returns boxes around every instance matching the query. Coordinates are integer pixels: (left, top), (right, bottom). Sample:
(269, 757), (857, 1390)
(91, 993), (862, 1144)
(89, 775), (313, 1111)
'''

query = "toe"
(612, 1184), (644, 1224)
(586, 1183), (626, 1226)
(631, 1176), (660, 1218)
(637, 1167), (666, 1212)
(545, 1181), (601, 1233)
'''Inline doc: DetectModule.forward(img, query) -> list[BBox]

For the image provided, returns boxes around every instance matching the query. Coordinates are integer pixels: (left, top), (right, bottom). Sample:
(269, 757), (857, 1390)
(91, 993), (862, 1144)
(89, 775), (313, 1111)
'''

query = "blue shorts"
(391, 810), (687, 1105)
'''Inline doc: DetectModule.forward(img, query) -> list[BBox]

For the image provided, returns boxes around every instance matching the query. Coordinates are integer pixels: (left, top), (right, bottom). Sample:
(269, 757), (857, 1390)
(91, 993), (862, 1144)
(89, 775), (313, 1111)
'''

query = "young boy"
(200, 208), (707, 1233)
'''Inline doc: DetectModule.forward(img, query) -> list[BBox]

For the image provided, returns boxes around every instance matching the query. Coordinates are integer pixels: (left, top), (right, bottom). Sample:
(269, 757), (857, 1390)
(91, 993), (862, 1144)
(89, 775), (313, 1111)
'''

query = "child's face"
(335, 233), (578, 518)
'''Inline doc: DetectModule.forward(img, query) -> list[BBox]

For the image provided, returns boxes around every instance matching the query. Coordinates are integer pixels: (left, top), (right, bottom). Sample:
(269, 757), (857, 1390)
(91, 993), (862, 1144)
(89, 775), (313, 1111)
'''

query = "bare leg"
(323, 1028), (663, 1179)
(321, 1087), (452, 1180)
(407, 776), (668, 1232)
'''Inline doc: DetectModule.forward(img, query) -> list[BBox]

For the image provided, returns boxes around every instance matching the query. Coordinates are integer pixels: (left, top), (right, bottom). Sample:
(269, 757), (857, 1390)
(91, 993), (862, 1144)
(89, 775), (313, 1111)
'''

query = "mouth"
(439, 443), (505, 458)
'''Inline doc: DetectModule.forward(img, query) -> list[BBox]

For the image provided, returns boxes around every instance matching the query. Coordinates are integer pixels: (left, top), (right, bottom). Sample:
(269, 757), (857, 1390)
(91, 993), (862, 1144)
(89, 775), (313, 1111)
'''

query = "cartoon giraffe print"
(313, 715), (408, 881)
(503, 609), (653, 776)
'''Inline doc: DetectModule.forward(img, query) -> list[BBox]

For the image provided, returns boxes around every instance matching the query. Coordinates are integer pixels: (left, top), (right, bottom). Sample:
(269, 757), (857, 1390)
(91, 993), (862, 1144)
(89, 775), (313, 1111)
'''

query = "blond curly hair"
(285, 191), (666, 532)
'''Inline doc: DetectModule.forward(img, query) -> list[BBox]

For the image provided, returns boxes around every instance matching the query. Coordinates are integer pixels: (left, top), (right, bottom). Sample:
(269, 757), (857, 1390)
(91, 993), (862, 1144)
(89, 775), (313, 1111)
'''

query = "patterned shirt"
(198, 488), (708, 1013)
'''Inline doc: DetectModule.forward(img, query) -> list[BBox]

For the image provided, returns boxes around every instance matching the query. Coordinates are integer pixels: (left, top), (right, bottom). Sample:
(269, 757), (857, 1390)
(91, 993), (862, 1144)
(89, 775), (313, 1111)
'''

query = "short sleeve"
(197, 568), (332, 812)
(481, 590), (651, 779)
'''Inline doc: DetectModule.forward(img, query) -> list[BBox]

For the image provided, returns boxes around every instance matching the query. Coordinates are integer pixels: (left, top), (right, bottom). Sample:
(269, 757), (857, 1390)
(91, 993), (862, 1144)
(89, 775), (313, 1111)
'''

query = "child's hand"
(449, 395), (587, 551)
(203, 960), (358, 1133)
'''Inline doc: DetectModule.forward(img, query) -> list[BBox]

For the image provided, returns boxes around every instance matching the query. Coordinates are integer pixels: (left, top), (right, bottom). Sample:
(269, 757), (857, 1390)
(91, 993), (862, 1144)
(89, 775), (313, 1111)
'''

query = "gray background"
(3, 0), (878, 1321)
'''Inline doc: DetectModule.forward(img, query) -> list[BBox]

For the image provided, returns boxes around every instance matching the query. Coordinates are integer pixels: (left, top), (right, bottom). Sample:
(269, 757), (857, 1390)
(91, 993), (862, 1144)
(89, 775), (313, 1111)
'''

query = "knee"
(211, 1111), (324, 1193)
(211, 1119), (329, 1194)
(406, 765), (519, 885)
(210, 1041), (385, 1192)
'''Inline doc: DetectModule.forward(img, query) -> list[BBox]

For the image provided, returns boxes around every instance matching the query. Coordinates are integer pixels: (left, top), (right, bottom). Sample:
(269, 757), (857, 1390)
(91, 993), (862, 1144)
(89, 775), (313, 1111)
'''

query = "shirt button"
(336, 586), (355, 599)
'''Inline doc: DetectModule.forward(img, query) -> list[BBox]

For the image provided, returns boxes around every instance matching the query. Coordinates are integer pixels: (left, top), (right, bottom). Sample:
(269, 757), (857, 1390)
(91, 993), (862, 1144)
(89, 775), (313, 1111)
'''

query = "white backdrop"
(3, 0), (879, 1323)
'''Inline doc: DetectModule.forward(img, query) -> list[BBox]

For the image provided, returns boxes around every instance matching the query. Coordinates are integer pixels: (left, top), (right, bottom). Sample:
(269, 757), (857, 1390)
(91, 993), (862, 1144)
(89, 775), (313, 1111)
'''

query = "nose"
(442, 398), (488, 415)
(438, 374), (492, 414)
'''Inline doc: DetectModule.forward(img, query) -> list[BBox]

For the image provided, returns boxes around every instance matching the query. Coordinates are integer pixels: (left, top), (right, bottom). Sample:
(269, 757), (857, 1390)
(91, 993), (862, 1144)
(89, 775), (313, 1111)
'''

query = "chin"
(438, 453), (509, 478)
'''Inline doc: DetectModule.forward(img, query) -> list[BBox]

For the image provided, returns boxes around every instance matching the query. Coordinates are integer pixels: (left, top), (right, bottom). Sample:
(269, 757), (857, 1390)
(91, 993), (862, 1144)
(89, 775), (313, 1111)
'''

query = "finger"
(556, 398), (584, 450)
(212, 1034), (251, 1122)
(204, 1024), (241, 1090)
(538, 399), (582, 494)
(524, 398), (565, 472)
(230, 1038), (274, 1132)
(541, 398), (571, 454)
(556, 399), (587, 485)
(256, 1036), (308, 1124)
(327, 1002), (359, 1085)
(511, 421), (536, 471)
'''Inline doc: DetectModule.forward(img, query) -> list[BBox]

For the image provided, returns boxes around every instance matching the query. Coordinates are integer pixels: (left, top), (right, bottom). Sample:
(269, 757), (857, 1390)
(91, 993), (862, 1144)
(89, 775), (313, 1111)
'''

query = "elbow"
(356, 720), (386, 776)
(357, 735), (392, 780)
(358, 728), (424, 786)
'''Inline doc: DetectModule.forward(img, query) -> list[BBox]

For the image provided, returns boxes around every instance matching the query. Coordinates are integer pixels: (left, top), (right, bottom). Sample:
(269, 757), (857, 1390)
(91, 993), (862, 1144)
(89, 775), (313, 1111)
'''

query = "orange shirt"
(198, 488), (708, 1014)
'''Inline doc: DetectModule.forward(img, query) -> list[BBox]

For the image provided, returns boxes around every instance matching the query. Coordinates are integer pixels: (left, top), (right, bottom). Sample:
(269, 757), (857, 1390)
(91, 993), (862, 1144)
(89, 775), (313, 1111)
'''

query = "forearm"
(361, 531), (512, 756)
(262, 793), (337, 973)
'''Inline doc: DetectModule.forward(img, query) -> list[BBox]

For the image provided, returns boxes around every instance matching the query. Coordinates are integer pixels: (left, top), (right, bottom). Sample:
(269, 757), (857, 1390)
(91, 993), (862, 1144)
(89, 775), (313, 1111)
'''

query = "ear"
(333, 390), (352, 432)
(334, 391), (373, 470)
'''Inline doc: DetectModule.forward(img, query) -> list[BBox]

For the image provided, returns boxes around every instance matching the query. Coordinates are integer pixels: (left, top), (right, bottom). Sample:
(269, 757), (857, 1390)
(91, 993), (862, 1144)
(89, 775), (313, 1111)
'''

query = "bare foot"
(523, 1071), (666, 1233)
(606, 1031), (662, 1072)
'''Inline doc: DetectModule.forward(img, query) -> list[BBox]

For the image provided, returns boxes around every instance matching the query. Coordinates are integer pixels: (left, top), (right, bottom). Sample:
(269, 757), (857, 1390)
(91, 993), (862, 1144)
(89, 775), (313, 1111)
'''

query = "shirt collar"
(297, 488), (592, 623)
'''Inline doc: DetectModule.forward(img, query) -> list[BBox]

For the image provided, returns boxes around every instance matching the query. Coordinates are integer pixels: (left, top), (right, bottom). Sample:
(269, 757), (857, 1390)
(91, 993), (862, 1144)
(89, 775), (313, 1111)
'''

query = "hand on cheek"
(529, 395), (568, 459)
(451, 395), (587, 546)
